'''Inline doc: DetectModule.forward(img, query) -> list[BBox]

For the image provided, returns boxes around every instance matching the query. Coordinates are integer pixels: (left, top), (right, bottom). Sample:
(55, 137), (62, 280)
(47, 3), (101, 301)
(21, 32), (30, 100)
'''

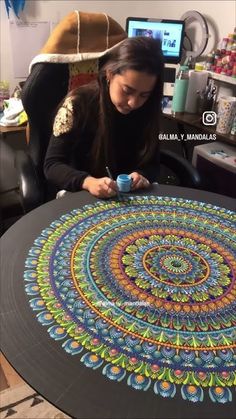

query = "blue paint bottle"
(116, 174), (132, 192)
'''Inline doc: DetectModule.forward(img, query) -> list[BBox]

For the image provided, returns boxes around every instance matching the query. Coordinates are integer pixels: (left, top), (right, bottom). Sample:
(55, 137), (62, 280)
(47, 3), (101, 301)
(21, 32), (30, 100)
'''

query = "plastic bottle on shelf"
(171, 65), (189, 113)
(231, 115), (236, 135)
(205, 53), (214, 71)
(220, 38), (228, 55)
(227, 34), (234, 51)
(232, 64), (236, 78)
(213, 49), (221, 65)
(184, 64), (209, 113)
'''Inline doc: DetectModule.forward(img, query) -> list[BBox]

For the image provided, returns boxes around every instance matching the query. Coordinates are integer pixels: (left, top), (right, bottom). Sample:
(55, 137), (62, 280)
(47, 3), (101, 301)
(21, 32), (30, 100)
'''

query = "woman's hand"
(129, 172), (150, 190)
(82, 176), (117, 198)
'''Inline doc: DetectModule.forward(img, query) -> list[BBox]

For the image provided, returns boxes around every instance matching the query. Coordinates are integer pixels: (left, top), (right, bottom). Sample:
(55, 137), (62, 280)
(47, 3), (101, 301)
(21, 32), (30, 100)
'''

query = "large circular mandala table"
(1, 185), (235, 419)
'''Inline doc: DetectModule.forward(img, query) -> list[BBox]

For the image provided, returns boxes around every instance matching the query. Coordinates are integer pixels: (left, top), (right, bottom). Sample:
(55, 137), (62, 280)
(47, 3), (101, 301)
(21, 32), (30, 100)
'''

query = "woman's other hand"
(129, 172), (150, 190)
(82, 176), (117, 198)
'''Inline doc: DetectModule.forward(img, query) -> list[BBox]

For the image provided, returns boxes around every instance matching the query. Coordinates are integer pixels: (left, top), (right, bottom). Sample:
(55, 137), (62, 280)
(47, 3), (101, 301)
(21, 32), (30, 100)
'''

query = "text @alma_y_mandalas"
(158, 133), (217, 141)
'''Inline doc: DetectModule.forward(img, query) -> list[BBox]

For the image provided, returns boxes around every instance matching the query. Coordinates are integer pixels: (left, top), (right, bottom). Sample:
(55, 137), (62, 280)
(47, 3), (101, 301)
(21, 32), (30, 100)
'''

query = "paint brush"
(105, 166), (122, 201)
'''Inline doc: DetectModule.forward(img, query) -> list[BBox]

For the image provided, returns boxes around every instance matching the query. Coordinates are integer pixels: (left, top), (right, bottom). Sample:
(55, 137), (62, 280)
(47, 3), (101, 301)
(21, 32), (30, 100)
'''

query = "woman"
(44, 36), (164, 198)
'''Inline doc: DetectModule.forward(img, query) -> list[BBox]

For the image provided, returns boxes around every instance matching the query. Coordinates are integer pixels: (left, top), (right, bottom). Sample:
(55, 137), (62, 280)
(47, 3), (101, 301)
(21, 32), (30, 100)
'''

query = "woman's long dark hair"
(66, 37), (164, 175)
(92, 36), (164, 174)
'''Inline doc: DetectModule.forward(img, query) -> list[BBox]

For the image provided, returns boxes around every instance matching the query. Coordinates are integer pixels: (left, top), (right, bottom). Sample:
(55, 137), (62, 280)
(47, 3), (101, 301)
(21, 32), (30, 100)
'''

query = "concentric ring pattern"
(24, 196), (236, 403)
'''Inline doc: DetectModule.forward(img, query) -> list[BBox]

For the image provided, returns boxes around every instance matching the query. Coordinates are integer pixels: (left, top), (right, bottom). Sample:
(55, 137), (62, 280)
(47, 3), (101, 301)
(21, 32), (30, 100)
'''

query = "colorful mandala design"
(24, 196), (236, 403)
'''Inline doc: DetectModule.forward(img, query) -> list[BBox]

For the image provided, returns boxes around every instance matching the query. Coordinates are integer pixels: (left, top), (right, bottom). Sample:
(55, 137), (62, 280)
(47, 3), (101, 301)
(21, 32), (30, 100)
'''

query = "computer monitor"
(126, 17), (185, 64)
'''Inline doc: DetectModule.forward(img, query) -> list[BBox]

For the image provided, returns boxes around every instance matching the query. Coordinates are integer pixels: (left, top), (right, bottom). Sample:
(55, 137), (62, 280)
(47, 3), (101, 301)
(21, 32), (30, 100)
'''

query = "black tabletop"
(0, 185), (235, 419)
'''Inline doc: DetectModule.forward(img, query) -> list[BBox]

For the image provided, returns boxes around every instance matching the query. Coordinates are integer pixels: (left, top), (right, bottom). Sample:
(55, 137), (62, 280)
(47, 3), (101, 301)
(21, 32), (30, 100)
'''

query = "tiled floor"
(0, 354), (70, 418)
(0, 353), (24, 392)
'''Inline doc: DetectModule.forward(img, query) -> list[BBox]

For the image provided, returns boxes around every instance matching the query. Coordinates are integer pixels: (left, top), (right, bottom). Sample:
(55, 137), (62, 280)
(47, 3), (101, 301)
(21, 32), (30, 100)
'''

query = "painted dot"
(215, 387), (223, 395)
(174, 370), (182, 376)
(56, 327), (64, 334)
(151, 364), (160, 372)
(162, 381), (170, 390)
(136, 375), (145, 384)
(78, 327), (84, 332)
(111, 366), (120, 374)
(71, 341), (79, 348)
(187, 386), (197, 394)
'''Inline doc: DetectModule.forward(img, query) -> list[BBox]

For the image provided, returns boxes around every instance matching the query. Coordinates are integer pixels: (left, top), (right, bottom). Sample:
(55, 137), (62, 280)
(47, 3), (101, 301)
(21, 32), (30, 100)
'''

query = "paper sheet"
(9, 20), (50, 78)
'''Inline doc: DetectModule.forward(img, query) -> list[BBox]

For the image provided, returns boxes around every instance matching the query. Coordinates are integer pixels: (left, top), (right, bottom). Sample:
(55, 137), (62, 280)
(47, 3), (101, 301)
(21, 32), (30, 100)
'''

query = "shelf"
(162, 111), (236, 147)
(0, 125), (26, 134)
(208, 71), (236, 85)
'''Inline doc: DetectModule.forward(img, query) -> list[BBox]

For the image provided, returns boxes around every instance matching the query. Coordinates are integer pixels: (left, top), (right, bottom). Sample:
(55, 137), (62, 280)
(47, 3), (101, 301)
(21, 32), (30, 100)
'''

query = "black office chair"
(0, 11), (201, 234)
(0, 141), (24, 235)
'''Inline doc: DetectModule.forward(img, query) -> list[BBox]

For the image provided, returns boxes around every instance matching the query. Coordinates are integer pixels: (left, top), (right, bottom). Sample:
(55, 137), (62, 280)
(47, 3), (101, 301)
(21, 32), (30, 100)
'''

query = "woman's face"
(107, 69), (157, 114)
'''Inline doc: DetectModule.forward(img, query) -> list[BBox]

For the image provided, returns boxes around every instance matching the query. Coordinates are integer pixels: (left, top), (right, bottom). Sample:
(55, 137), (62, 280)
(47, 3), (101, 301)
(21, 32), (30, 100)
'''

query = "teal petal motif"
(62, 339), (83, 355)
(102, 363), (126, 382)
(127, 373), (151, 391)
(48, 325), (67, 340)
(209, 387), (232, 403)
(154, 381), (176, 398)
(181, 384), (204, 402)
(29, 298), (45, 311)
(81, 352), (103, 369)
(36, 311), (54, 326)
(25, 283), (39, 295)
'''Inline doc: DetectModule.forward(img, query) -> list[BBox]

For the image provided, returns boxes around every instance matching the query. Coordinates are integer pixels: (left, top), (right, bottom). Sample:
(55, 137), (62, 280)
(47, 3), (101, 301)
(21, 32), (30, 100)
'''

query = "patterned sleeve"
(53, 96), (74, 137)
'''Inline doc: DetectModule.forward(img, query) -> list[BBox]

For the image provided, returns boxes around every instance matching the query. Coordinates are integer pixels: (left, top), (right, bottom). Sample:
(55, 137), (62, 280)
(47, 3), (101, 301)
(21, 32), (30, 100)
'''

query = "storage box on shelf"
(192, 141), (236, 198)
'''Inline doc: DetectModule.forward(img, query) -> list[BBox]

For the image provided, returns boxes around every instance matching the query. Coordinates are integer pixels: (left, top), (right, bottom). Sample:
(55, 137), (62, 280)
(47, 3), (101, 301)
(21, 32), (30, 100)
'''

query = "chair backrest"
(21, 59), (99, 177)
(21, 62), (69, 177)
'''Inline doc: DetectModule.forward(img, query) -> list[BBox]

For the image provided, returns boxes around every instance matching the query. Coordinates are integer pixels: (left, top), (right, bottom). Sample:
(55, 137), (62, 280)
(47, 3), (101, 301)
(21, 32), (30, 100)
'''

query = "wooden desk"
(0, 125), (27, 134)
(0, 124), (27, 149)
(1, 185), (235, 419)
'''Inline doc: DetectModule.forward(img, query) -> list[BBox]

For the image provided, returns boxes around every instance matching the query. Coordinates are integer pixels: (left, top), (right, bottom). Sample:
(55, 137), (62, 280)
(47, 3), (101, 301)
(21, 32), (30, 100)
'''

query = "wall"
(1, 0), (235, 92)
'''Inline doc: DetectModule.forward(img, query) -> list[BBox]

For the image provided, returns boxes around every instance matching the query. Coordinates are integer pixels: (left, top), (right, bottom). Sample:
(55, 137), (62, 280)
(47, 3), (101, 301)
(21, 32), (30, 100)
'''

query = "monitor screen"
(126, 17), (185, 64)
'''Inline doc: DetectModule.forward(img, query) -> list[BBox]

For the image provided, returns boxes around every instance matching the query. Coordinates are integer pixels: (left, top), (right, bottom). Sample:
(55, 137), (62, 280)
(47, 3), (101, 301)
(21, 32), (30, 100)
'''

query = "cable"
(183, 33), (193, 51)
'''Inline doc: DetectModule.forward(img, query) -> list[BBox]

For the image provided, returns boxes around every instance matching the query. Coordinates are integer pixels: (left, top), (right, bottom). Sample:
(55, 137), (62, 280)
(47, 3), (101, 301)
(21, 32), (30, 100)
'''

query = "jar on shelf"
(232, 64), (236, 78)
(226, 37), (234, 51)
(220, 38), (228, 54)
(205, 53), (214, 70)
